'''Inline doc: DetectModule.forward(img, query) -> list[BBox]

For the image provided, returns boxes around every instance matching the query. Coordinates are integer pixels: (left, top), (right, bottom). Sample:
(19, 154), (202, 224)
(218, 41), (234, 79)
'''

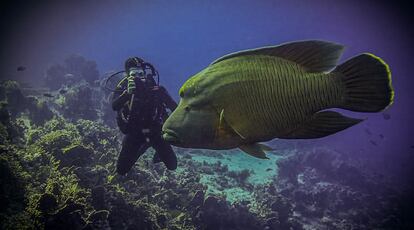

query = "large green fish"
(162, 40), (394, 159)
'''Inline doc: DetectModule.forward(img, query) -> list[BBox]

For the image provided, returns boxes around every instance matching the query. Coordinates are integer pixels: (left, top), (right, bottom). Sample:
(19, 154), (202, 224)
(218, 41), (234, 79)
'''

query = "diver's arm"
(111, 77), (133, 111)
(158, 86), (178, 110)
(112, 90), (131, 111)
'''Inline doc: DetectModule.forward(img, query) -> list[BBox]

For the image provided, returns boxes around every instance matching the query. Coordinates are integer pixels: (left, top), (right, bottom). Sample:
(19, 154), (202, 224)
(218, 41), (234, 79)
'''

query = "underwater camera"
(102, 59), (160, 92)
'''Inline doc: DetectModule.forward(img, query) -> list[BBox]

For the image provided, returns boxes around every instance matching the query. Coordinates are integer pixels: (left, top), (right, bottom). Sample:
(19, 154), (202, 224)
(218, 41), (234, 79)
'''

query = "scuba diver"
(111, 57), (178, 175)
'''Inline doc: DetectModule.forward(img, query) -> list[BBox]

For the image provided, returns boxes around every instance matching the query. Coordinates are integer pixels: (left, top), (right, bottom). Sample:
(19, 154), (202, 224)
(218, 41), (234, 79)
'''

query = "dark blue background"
(1, 0), (413, 180)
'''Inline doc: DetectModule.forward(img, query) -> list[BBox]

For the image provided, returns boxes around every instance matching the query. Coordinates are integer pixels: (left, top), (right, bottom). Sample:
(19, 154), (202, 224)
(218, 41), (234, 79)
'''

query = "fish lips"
(162, 129), (181, 144)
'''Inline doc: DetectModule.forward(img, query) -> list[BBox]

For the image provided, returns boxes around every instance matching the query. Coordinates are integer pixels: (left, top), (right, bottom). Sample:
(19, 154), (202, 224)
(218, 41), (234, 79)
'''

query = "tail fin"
(333, 53), (394, 112)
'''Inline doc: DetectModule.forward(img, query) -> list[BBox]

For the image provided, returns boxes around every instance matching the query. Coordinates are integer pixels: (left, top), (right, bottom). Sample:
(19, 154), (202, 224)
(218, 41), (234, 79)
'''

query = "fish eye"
(179, 88), (185, 98)
(185, 106), (190, 112)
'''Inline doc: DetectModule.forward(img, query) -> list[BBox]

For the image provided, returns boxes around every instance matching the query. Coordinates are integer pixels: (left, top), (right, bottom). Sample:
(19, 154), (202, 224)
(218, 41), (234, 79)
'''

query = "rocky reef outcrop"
(253, 149), (413, 230)
(0, 56), (412, 230)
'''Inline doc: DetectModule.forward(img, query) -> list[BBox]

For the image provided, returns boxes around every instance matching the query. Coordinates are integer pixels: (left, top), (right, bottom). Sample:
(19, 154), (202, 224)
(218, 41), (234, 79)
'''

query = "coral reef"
(253, 149), (414, 230)
(54, 82), (100, 121)
(44, 54), (99, 90)
(0, 58), (412, 230)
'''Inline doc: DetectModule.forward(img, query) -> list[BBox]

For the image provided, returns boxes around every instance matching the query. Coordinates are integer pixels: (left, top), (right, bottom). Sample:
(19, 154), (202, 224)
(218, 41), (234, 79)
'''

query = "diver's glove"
(127, 76), (136, 94)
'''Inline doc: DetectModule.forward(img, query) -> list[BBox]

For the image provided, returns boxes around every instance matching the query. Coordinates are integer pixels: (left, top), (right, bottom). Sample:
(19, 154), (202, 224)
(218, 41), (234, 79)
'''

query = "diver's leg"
(116, 134), (149, 175)
(152, 152), (162, 164)
(151, 135), (177, 170)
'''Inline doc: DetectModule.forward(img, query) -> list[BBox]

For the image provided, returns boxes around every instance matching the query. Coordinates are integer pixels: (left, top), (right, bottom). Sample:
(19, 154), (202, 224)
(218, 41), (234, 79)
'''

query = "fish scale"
(242, 58), (278, 135)
(262, 60), (276, 133)
(263, 58), (283, 132)
(266, 60), (279, 126)
(243, 59), (271, 133)
(210, 55), (335, 140)
(281, 60), (332, 130)
(247, 59), (269, 131)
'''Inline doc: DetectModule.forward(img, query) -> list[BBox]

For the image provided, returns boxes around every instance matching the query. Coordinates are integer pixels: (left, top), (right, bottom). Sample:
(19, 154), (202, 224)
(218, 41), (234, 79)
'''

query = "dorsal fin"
(211, 40), (345, 73)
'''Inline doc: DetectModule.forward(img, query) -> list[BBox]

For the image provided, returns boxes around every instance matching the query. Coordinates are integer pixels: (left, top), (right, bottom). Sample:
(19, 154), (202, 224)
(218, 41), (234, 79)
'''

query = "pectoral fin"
(219, 109), (246, 140)
(239, 143), (270, 159)
(257, 143), (273, 151)
(219, 109), (225, 129)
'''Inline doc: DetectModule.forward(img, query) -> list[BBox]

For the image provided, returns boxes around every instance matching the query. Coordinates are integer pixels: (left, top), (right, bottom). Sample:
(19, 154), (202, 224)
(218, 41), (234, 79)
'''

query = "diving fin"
(239, 143), (271, 159)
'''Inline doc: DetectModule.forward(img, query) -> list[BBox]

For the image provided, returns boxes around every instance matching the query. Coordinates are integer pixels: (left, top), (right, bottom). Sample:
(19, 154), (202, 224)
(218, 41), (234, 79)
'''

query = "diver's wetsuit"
(112, 77), (177, 175)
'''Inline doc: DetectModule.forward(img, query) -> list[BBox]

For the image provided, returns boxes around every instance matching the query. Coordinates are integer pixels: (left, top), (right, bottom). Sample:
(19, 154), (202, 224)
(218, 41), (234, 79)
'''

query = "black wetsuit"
(112, 77), (177, 175)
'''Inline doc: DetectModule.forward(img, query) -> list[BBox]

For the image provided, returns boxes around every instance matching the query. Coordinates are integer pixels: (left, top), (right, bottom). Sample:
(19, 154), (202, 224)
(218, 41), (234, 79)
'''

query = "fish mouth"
(162, 129), (181, 144)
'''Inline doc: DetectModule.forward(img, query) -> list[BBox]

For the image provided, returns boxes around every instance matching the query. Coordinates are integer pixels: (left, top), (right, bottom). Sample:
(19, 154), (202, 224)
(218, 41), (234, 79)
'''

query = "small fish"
(162, 40), (394, 159)
(17, 66), (26, 71)
(382, 112), (391, 120)
(379, 134), (384, 139)
(43, 93), (54, 98)
(266, 168), (272, 172)
(59, 89), (67, 94)
(370, 140), (378, 146)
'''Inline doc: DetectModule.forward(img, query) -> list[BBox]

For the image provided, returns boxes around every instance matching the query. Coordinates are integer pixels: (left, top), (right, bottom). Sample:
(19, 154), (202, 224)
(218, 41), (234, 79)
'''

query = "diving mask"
(129, 67), (146, 82)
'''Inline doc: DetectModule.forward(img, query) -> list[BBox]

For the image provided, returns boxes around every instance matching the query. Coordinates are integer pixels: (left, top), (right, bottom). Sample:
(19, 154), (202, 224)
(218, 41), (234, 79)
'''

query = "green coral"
(38, 130), (79, 153)
(29, 99), (54, 125)
(0, 145), (32, 229)
(1, 99), (269, 229)
(75, 119), (119, 154)
(44, 160), (91, 209)
(0, 123), (9, 144)
(0, 81), (28, 117)
(60, 144), (93, 167)
(56, 82), (100, 121)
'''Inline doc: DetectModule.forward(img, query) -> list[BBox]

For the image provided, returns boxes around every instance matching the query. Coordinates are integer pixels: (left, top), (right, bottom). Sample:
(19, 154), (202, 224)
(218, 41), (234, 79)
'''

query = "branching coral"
(1, 69), (411, 230)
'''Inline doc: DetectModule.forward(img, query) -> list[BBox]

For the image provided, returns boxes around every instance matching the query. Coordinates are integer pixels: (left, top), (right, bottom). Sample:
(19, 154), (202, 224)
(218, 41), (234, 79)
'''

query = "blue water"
(2, 1), (412, 160)
(1, 1), (413, 229)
